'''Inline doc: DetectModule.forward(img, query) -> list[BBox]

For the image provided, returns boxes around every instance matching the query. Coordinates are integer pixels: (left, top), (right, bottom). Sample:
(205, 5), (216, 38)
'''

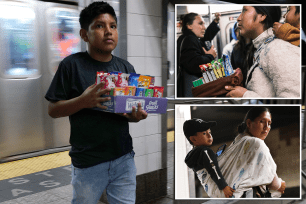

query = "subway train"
(0, 0), (82, 160)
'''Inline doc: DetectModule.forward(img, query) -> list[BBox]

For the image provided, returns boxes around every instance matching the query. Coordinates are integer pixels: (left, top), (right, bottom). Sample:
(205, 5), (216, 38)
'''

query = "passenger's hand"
(120, 102), (148, 122)
(80, 82), (111, 109)
(225, 85), (247, 97)
(278, 181), (286, 194)
(272, 22), (283, 37)
(203, 45), (217, 58)
(214, 13), (221, 23)
(223, 186), (235, 198)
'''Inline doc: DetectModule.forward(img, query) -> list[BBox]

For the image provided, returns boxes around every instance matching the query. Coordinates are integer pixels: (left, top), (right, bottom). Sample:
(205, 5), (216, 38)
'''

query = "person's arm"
(200, 13), (221, 43)
(48, 82), (111, 118)
(202, 148), (228, 191)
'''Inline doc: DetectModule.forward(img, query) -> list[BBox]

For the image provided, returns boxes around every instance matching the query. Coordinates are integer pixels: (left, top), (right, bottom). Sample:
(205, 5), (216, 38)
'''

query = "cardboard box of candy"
(96, 71), (167, 113)
(101, 95), (168, 113)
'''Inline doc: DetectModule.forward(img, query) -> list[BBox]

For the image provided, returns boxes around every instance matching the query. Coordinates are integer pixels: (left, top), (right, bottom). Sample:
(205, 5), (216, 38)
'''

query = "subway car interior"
(0, 0), (304, 203)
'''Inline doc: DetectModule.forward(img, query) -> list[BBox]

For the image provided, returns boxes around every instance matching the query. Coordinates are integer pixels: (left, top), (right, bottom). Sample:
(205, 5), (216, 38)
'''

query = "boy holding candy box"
(45, 2), (147, 204)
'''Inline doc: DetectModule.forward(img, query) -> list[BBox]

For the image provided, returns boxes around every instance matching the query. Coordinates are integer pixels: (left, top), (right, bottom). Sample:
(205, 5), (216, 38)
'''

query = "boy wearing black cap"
(183, 118), (235, 198)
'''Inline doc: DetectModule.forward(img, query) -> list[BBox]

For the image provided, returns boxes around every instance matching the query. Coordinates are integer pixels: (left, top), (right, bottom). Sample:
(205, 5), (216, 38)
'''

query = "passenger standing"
(45, 2), (147, 204)
(177, 13), (219, 97)
(225, 6), (300, 98)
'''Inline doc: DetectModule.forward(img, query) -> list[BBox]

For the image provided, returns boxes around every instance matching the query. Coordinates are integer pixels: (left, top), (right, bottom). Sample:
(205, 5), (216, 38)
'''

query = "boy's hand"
(278, 181), (286, 194)
(119, 102), (148, 122)
(223, 186), (235, 198)
(272, 22), (283, 36)
(80, 82), (111, 109)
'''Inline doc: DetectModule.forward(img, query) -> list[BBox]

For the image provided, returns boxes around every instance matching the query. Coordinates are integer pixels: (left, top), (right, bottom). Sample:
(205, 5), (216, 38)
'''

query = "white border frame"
(174, 104), (302, 200)
(175, 4), (302, 100)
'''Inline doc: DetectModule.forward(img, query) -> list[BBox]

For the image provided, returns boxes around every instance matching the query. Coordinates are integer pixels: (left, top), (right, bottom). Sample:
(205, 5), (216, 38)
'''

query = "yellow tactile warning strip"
(167, 130), (174, 143)
(0, 151), (71, 181)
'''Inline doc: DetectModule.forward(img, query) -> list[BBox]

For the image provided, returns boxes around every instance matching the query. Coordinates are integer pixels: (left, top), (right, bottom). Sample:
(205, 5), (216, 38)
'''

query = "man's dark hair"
(79, 1), (117, 31)
(253, 6), (282, 30)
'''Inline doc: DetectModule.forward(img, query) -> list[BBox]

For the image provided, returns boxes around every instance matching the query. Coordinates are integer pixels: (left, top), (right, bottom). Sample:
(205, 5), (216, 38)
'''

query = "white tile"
(133, 136), (146, 156)
(145, 57), (162, 77)
(135, 154), (147, 175)
(127, 13), (146, 36)
(154, 76), (162, 86)
(129, 119), (146, 138)
(127, 57), (145, 74)
(147, 152), (162, 172)
(145, 37), (162, 57)
(145, 15), (162, 37)
(127, 0), (144, 14)
(145, 115), (160, 136)
(145, 0), (162, 17)
(127, 35), (145, 57)
(146, 134), (161, 154)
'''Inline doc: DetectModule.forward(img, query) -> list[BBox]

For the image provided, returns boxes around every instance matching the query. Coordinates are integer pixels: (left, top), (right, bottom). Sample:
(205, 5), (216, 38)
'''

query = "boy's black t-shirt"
(45, 51), (136, 168)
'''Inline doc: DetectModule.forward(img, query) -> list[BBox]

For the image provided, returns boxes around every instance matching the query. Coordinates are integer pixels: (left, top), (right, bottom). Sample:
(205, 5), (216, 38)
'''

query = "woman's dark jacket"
(177, 21), (220, 97)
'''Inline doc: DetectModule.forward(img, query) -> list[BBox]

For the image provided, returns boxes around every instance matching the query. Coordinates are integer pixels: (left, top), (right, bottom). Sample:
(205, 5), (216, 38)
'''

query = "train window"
(46, 8), (81, 74)
(0, 3), (39, 78)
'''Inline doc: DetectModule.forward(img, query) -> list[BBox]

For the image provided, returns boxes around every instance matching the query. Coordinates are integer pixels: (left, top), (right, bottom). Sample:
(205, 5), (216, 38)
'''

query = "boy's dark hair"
(79, 1), (117, 31)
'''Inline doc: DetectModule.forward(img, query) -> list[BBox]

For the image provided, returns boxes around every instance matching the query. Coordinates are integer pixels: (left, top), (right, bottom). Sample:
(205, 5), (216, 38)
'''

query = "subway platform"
(0, 141), (174, 204)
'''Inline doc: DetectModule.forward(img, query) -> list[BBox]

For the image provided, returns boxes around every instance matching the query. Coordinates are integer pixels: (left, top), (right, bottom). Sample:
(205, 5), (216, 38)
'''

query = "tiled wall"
(126, 0), (164, 176)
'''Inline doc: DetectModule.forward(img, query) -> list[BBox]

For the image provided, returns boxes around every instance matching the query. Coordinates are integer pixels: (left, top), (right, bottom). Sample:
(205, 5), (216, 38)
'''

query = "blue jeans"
(71, 151), (137, 204)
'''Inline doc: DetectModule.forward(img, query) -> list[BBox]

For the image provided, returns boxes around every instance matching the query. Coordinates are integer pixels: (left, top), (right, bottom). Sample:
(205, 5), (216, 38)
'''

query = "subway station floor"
(0, 140), (175, 204)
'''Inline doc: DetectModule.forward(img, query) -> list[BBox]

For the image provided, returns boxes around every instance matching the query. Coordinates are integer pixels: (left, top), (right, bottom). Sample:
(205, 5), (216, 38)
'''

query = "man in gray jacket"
(225, 6), (300, 98)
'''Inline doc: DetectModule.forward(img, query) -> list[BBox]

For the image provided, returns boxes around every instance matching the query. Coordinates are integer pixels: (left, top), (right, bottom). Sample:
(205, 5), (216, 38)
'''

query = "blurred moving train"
(0, 0), (83, 160)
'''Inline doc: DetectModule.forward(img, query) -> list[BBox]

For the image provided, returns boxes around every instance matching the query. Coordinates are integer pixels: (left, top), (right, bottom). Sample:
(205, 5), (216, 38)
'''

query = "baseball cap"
(183, 118), (217, 139)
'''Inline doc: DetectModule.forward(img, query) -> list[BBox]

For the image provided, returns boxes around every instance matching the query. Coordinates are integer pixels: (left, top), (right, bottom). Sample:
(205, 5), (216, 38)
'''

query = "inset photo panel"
(175, 105), (301, 200)
(175, 4), (301, 99)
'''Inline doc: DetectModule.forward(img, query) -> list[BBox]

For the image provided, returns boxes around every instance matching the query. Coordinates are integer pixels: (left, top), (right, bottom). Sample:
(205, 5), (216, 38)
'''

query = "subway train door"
(40, 1), (82, 149)
(212, 11), (241, 58)
(0, 0), (45, 158)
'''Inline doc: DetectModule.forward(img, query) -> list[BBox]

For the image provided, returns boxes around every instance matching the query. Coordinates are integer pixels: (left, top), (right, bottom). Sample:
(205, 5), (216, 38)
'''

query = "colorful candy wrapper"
(128, 73), (140, 87)
(138, 75), (151, 88)
(145, 89), (154, 97)
(148, 76), (155, 89)
(96, 71), (105, 84)
(125, 86), (136, 96)
(135, 87), (146, 97)
(222, 54), (234, 75)
(110, 87), (126, 96)
(153, 86), (164, 98)
(121, 73), (130, 87)
(207, 64), (217, 81)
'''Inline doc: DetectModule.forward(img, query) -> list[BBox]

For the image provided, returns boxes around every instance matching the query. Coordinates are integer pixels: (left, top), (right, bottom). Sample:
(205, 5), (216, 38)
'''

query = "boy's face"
(284, 6), (300, 28)
(237, 6), (265, 39)
(191, 129), (213, 146)
(83, 13), (118, 54)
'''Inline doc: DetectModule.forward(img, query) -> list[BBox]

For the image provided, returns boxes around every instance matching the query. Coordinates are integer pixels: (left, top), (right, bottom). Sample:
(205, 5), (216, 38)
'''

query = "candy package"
(138, 75), (151, 88)
(111, 87), (126, 96)
(145, 89), (154, 97)
(135, 88), (146, 97)
(128, 73), (140, 87)
(125, 86), (136, 96)
(153, 86), (164, 98)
